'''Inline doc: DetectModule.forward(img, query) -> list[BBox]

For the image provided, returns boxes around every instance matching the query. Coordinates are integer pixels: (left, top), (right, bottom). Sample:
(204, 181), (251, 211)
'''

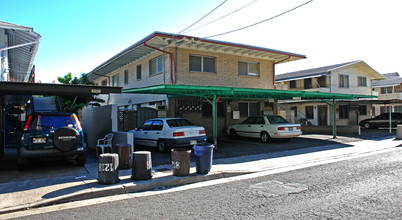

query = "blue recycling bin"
(193, 144), (215, 174)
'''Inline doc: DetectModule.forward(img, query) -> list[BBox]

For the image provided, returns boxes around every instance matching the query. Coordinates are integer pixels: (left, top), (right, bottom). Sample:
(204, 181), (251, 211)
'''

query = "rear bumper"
(164, 136), (207, 148)
(271, 131), (302, 139)
(19, 146), (85, 159)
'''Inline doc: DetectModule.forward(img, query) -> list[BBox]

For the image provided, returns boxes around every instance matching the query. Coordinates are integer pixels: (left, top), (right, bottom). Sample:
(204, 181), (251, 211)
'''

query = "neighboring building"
(0, 21), (41, 82)
(275, 60), (384, 126)
(372, 72), (402, 114)
(86, 31), (306, 137)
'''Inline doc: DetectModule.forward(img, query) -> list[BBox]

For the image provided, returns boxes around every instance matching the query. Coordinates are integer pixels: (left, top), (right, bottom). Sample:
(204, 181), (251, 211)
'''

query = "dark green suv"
(17, 112), (86, 169)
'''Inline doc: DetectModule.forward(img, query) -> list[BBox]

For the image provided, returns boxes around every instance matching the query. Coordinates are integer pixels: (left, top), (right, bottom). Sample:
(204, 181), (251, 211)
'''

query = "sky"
(2, 0), (401, 83)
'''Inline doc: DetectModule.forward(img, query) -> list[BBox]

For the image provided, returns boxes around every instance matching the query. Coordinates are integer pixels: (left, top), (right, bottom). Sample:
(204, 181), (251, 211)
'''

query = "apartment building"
(275, 60), (384, 126)
(86, 31), (306, 136)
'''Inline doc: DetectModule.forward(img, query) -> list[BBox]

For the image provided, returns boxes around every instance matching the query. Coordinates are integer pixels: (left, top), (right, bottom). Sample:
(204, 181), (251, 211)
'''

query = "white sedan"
(226, 115), (302, 142)
(129, 118), (207, 152)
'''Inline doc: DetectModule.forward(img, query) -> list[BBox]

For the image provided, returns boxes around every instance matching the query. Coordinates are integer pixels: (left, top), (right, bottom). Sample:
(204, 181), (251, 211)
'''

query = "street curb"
(0, 171), (251, 215)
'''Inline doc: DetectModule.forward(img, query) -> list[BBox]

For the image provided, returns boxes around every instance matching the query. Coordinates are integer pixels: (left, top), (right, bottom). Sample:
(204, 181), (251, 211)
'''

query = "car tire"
(363, 122), (371, 129)
(229, 129), (238, 138)
(75, 154), (86, 166)
(157, 140), (168, 153)
(260, 131), (271, 143)
(53, 127), (80, 152)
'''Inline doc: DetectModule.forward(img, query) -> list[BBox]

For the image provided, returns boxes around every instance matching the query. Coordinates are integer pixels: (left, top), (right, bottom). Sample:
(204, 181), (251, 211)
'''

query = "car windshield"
(167, 119), (194, 127)
(266, 116), (289, 124)
(29, 115), (76, 130)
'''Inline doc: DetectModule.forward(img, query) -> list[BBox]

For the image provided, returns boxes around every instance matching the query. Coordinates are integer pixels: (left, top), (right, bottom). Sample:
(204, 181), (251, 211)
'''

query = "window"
(359, 105), (367, 115)
(150, 120), (163, 130)
(189, 55), (215, 73)
(339, 105), (349, 119)
(381, 87), (393, 94)
(101, 79), (107, 86)
(304, 78), (312, 89)
(289, 80), (296, 88)
(202, 101), (224, 117)
(112, 74), (119, 86)
(317, 75), (326, 87)
(305, 106), (314, 119)
(124, 70), (129, 84)
(339, 74), (349, 88)
(290, 106), (297, 117)
(358, 76), (367, 87)
(137, 65), (142, 80)
(238, 61), (259, 76)
(149, 56), (162, 76)
(238, 102), (260, 117)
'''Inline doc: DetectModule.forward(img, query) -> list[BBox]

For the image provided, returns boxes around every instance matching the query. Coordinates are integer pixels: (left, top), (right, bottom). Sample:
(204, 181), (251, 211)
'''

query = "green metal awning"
(122, 84), (377, 147)
(122, 84), (376, 100)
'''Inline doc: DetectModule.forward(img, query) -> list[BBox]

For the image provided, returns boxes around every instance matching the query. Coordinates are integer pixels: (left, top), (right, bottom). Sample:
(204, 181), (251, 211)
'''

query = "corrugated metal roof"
(0, 21), (41, 82)
(123, 84), (376, 100)
(87, 31), (307, 81)
(372, 72), (402, 87)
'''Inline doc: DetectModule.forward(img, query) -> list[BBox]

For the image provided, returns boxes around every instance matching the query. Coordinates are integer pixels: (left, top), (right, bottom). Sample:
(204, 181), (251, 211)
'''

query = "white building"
(276, 61), (384, 126)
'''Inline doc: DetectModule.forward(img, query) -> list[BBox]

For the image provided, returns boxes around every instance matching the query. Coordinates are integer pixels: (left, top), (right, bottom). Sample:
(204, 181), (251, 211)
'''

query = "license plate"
(288, 127), (293, 131)
(190, 140), (197, 145)
(33, 138), (46, 144)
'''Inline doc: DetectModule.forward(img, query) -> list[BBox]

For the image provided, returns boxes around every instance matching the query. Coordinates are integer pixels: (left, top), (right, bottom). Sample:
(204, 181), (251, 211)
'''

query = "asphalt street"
(11, 145), (402, 219)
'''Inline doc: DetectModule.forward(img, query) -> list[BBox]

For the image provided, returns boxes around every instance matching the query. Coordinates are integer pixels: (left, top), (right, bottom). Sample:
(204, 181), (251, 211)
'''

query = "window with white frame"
(238, 61), (259, 76)
(381, 87), (394, 94)
(112, 74), (119, 86)
(137, 65), (142, 80)
(149, 56), (162, 76)
(358, 76), (367, 87)
(339, 74), (349, 88)
(189, 55), (216, 73)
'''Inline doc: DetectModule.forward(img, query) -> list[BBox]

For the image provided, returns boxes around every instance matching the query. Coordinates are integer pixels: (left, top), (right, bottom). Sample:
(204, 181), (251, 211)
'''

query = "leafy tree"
(57, 73), (103, 113)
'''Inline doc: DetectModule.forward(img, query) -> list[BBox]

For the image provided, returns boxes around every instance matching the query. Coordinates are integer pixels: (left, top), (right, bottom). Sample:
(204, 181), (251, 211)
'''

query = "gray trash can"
(98, 153), (119, 184)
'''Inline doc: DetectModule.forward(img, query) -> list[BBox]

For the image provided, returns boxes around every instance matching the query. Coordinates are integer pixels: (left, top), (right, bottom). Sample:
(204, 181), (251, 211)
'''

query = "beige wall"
(173, 47), (274, 89)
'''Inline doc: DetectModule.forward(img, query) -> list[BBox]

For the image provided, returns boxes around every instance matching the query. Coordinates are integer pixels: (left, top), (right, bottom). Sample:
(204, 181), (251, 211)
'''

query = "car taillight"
(23, 115), (33, 131)
(297, 126), (301, 130)
(71, 114), (82, 130)
(199, 130), (206, 135)
(277, 127), (285, 131)
(173, 132), (184, 137)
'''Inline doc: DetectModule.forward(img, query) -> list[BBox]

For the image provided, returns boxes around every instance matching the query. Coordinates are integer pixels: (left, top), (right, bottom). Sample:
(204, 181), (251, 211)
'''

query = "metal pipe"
(143, 42), (175, 84)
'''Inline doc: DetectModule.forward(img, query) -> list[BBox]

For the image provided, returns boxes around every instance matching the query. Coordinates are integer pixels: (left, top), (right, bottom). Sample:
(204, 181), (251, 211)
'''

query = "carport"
(123, 84), (376, 148)
(0, 81), (122, 158)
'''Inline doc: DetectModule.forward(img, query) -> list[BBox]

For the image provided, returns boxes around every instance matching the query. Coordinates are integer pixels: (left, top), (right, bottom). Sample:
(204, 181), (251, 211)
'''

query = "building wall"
(173, 47), (275, 89)
(330, 67), (373, 95)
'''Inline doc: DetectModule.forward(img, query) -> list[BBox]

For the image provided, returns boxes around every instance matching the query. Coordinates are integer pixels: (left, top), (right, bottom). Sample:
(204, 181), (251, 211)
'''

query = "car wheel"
(157, 140), (168, 153)
(229, 129), (238, 138)
(363, 122), (371, 129)
(260, 131), (271, 143)
(53, 127), (80, 152)
(75, 154), (86, 166)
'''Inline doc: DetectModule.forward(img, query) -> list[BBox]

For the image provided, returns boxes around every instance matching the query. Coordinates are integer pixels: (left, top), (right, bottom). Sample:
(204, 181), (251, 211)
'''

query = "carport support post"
(389, 104), (392, 134)
(0, 94), (4, 157)
(332, 99), (337, 139)
(212, 95), (219, 149)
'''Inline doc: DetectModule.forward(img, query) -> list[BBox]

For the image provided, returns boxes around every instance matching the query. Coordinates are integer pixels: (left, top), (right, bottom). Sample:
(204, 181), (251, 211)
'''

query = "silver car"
(226, 115), (302, 142)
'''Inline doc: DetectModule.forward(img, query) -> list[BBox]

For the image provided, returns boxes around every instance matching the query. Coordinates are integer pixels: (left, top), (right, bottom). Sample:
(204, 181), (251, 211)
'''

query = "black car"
(17, 112), (86, 169)
(358, 112), (402, 129)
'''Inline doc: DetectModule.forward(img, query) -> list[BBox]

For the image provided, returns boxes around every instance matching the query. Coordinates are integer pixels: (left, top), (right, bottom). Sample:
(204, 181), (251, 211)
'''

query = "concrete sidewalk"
(1, 136), (401, 215)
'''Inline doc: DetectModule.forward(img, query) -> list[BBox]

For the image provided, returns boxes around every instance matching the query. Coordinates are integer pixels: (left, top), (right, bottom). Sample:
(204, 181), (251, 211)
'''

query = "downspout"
(143, 42), (175, 85)
(273, 56), (291, 89)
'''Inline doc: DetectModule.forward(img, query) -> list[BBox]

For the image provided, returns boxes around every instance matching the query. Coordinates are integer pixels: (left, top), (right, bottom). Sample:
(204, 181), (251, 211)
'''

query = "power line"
(204, 0), (313, 39)
(177, 0), (227, 35)
(182, 0), (258, 34)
